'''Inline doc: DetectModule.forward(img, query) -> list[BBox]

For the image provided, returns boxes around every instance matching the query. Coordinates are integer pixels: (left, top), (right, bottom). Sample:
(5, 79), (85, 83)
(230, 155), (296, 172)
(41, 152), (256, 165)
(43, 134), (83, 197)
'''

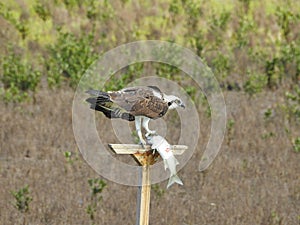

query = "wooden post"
(133, 150), (159, 225)
(136, 163), (151, 225)
(108, 144), (187, 225)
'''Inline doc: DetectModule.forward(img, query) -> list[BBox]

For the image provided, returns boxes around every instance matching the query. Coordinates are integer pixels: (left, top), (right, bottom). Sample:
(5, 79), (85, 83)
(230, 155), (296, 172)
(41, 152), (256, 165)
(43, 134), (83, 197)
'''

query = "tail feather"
(86, 90), (111, 103)
(167, 174), (183, 189)
(86, 97), (99, 105)
(86, 90), (135, 121)
(86, 90), (109, 97)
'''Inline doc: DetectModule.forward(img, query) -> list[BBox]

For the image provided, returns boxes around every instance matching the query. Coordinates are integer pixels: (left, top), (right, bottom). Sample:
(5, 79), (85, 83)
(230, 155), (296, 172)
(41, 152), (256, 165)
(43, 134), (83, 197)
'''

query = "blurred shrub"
(275, 5), (300, 40)
(104, 63), (144, 91)
(243, 70), (268, 96)
(155, 62), (180, 80)
(0, 2), (29, 39)
(169, 0), (182, 16)
(211, 53), (231, 79)
(183, 0), (202, 28)
(281, 41), (300, 82)
(227, 118), (235, 145)
(292, 137), (300, 153)
(234, 14), (256, 48)
(0, 0), (299, 100)
(189, 30), (206, 57)
(264, 108), (273, 120)
(34, 1), (51, 21)
(208, 10), (231, 46)
(285, 85), (300, 120)
(59, 0), (82, 9)
(11, 185), (32, 213)
(185, 86), (197, 101)
(238, 0), (251, 13)
(264, 40), (300, 88)
(1, 51), (41, 102)
(46, 29), (98, 88)
(265, 57), (282, 89)
(86, 178), (106, 221)
(56, 0), (114, 22)
(152, 184), (165, 198)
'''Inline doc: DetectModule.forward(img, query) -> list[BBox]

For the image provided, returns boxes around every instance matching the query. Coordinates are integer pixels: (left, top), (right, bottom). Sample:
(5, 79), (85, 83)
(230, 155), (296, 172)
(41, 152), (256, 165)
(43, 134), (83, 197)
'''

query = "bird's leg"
(142, 117), (156, 137)
(135, 116), (146, 146)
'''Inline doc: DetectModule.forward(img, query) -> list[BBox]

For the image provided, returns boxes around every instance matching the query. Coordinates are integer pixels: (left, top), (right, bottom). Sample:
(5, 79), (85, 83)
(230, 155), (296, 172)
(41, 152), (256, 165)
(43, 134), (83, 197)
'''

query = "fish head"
(146, 134), (168, 149)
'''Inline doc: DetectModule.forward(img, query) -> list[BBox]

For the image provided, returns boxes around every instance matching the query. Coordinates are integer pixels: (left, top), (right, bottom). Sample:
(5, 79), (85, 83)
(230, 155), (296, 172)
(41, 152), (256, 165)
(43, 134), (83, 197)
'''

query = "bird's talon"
(139, 140), (147, 148)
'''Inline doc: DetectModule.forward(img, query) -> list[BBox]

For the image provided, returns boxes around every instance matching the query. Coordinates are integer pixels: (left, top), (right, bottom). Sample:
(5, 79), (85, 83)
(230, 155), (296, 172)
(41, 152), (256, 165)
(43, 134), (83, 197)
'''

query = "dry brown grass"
(1, 0), (300, 224)
(0, 86), (299, 225)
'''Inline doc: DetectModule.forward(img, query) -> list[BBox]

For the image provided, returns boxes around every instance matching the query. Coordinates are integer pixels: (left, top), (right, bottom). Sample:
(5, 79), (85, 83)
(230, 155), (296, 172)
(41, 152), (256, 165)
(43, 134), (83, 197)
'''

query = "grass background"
(0, 0), (300, 224)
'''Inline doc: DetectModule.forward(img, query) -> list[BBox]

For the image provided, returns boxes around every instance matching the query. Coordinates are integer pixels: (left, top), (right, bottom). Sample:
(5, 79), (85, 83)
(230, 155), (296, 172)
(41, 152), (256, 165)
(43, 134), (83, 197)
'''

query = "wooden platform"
(108, 144), (187, 155)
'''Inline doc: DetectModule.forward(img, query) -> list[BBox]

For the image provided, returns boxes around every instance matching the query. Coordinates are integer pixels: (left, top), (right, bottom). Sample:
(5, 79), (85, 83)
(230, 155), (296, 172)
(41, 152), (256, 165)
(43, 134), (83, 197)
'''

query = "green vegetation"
(0, 2), (29, 39)
(261, 131), (275, 140)
(0, 0), (299, 101)
(285, 85), (300, 120)
(64, 150), (79, 164)
(1, 50), (41, 102)
(271, 210), (282, 225)
(64, 151), (72, 162)
(46, 29), (98, 88)
(226, 118), (235, 145)
(105, 63), (144, 91)
(292, 137), (300, 153)
(155, 63), (181, 80)
(86, 178), (106, 221)
(34, 1), (51, 21)
(11, 185), (32, 213)
(243, 71), (268, 96)
(152, 184), (165, 198)
(264, 108), (273, 120)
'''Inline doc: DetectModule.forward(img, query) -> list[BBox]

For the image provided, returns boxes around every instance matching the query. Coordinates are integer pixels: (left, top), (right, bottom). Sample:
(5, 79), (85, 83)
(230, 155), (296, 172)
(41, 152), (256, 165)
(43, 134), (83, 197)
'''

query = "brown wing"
(130, 95), (169, 119)
(109, 86), (168, 119)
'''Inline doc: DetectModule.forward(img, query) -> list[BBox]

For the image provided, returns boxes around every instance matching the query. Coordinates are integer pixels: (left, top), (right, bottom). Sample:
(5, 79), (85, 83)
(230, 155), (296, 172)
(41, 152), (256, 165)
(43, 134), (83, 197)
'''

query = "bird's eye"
(175, 99), (180, 104)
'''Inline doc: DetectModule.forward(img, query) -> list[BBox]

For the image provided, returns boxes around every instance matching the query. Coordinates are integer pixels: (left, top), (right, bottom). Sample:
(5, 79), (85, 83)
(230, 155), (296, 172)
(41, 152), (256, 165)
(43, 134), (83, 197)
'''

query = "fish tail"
(167, 174), (183, 188)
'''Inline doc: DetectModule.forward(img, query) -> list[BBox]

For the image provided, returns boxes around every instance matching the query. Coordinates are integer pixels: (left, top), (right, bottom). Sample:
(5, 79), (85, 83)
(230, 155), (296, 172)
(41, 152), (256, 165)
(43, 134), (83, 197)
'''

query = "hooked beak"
(180, 103), (186, 109)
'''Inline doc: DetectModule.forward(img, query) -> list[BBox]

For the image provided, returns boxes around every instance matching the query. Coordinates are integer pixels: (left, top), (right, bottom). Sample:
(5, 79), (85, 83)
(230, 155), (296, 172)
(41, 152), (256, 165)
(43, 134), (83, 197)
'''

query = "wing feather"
(147, 86), (162, 94)
(109, 86), (168, 119)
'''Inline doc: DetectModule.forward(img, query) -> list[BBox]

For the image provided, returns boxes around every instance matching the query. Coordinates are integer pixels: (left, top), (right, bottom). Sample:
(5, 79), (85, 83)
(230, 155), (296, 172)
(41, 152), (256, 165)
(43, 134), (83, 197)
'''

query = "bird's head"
(164, 95), (185, 110)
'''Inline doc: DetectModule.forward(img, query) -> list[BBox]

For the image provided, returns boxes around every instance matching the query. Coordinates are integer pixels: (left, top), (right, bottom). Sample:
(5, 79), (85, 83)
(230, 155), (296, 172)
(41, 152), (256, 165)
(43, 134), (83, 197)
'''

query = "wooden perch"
(108, 144), (187, 155)
(108, 143), (188, 225)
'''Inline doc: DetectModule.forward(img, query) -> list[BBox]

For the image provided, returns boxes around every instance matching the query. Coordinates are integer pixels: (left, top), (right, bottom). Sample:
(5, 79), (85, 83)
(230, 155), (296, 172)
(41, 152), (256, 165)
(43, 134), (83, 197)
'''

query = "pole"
(136, 163), (151, 225)
(108, 144), (187, 225)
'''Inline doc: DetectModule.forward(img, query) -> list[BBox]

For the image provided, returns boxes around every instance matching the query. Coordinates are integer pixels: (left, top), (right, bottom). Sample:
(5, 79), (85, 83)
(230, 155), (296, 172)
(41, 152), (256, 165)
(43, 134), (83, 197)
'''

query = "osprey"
(86, 86), (185, 145)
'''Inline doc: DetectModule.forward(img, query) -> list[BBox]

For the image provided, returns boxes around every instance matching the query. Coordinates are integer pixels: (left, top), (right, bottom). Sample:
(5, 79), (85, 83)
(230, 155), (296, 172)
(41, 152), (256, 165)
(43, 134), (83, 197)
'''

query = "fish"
(146, 135), (183, 188)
